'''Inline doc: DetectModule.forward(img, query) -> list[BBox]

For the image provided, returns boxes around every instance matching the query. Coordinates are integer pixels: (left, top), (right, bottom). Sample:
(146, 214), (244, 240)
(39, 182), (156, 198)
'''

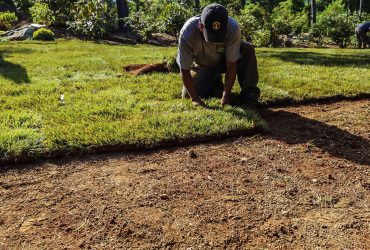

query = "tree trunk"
(117, 0), (129, 32)
(241, 0), (246, 8)
(311, 0), (317, 26)
(359, 0), (363, 15)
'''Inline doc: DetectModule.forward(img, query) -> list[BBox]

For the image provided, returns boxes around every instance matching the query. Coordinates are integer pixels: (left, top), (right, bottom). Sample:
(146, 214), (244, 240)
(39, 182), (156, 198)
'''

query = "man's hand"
(181, 69), (206, 107)
(192, 97), (206, 107)
(221, 91), (231, 106)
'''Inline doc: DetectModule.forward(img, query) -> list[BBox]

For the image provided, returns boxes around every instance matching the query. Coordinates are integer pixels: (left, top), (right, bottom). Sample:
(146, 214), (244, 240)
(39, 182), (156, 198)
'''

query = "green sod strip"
(0, 40), (369, 161)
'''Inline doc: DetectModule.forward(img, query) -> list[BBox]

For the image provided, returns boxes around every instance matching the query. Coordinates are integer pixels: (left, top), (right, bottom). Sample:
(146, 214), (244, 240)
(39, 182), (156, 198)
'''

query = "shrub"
(292, 9), (309, 34)
(124, 11), (156, 42)
(271, 0), (308, 36)
(33, 27), (55, 40)
(67, 0), (117, 38)
(253, 29), (271, 47)
(0, 11), (18, 30)
(29, 2), (55, 25)
(157, 2), (192, 36)
(126, 2), (192, 41)
(315, 0), (360, 47)
(271, 0), (295, 36)
(14, 0), (76, 27)
(236, 3), (270, 44)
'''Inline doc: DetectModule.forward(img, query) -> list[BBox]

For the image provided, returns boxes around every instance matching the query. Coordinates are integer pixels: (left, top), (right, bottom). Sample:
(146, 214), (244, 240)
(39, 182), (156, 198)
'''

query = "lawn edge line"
(260, 93), (370, 108)
(1, 95), (369, 166)
(0, 127), (265, 166)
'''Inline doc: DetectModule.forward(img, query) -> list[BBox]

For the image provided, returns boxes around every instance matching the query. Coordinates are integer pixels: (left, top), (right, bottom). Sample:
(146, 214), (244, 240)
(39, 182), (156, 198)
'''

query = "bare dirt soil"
(0, 100), (369, 250)
(124, 63), (169, 76)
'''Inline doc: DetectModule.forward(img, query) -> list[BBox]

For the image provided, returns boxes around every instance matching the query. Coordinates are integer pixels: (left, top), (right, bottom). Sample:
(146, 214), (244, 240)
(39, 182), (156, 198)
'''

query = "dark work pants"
(182, 41), (260, 105)
(356, 28), (368, 49)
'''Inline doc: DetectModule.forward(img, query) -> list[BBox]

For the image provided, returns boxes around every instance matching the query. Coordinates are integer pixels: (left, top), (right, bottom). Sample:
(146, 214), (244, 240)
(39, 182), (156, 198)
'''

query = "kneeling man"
(177, 3), (260, 109)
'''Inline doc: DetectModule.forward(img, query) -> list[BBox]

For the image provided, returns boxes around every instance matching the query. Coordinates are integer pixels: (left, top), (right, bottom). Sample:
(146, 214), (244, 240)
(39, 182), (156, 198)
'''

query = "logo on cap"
(212, 21), (221, 31)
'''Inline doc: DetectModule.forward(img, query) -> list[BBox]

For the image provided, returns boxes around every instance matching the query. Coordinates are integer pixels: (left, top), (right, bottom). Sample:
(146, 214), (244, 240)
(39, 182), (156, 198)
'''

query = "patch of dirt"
(124, 63), (169, 76)
(0, 100), (369, 249)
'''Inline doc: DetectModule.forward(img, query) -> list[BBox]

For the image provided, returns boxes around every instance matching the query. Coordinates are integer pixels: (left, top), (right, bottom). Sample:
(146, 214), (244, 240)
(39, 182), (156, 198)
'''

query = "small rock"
(187, 150), (197, 158)
(78, 240), (85, 248)
(281, 210), (289, 215)
(312, 178), (318, 183)
(328, 174), (335, 180)
(160, 194), (169, 200)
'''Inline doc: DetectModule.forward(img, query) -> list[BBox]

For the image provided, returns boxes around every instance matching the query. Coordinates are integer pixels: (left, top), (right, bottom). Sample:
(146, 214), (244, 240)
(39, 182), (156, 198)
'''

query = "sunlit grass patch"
(257, 48), (370, 103)
(0, 40), (369, 161)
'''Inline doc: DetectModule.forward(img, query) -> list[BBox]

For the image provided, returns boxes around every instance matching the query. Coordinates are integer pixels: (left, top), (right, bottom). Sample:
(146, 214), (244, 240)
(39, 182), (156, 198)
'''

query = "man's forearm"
(224, 62), (237, 94)
(181, 69), (200, 101)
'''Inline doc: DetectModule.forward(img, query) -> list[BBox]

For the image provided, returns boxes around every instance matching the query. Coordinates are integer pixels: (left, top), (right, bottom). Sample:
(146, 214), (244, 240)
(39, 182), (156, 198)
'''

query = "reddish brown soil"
(0, 100), (369, 249)
(124, 63), (169, 76)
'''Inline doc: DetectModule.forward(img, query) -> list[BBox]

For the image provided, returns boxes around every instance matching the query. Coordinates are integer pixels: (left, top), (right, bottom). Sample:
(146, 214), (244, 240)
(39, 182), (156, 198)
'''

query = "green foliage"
(0, 11), (18, 30)
(314, 0), (361, 47)
(67, 0), (117, 38)
(29, 2), (55, 25)
(200, 0), (245, 14)
(271, 0), (295, 36)
(33, 27), (55, 40)
(5, 0), (369, 44)
(236, 1), (308, 47)
(271, 0), (308, 36)
(126, 1), (192, 41)
(124, 11), (154, 42)
(253, 29), (271, 47)
(36, 0), (78, 25)
(236, 3), (270, 44)
(157, 2), (192, 36)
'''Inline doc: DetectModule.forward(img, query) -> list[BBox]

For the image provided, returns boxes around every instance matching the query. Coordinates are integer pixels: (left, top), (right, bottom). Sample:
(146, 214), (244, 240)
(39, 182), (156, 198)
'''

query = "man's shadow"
(259, 108), (369, 166)
(0, 49), (30, 84)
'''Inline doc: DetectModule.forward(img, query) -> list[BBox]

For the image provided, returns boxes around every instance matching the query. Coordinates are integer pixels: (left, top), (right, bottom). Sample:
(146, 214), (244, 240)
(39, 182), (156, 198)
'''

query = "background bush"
(314, 0), (361, 47)
(157, 2), (192, 36)
(29, 2), (54, 25)
(236, 3), (270, 44)
(0, 11), (18, 30)
(125, 1), (192, 41)
(66, 0), (117, 38)
(4, 0), (370, 46)
(32, 27), (54, 40)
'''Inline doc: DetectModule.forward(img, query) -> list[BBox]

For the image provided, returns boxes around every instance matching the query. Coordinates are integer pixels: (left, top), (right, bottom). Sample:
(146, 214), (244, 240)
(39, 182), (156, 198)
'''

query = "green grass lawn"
(0, 39), (369, 161)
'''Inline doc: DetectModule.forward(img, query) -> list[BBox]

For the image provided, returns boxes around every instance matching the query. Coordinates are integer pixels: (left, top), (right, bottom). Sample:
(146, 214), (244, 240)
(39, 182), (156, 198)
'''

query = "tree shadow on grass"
(0, 49), (30, 84)
(264, 50), (370, 68)
(260, 109), (370, 166)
